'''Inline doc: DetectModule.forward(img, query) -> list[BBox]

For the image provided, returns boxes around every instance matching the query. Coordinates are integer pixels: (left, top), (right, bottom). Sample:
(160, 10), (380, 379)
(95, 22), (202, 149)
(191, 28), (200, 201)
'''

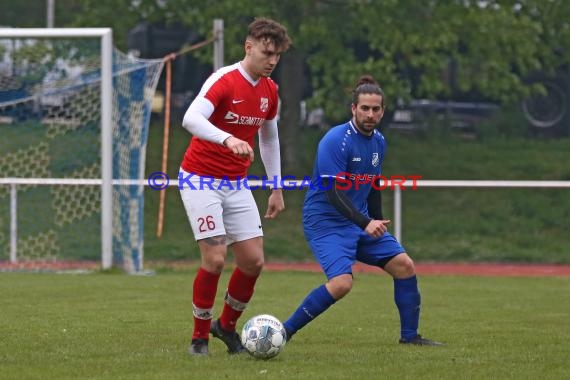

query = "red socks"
(192, 267), (259, 339)
(219, 268), (259, 332)
(192, 267), (220, 340)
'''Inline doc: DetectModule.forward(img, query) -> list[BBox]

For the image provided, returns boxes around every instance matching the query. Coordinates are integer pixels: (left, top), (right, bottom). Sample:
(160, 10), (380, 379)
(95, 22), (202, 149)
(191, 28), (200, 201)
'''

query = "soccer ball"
(241, 314), (286, 359)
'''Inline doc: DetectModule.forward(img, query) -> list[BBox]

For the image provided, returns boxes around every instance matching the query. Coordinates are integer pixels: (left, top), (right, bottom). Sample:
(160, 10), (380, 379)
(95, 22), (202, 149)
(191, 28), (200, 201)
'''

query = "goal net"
(0, 29), (164, 273)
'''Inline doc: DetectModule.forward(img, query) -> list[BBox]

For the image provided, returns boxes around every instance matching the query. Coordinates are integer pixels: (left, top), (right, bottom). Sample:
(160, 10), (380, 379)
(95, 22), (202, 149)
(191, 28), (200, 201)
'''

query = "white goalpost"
(0, 28), (163, 272)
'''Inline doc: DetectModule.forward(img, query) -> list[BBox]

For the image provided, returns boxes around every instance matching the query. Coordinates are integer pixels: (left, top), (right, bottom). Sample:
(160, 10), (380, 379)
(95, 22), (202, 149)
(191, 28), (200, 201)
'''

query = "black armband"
(367, 179), (383, 220)
(322, 177), (372, 230)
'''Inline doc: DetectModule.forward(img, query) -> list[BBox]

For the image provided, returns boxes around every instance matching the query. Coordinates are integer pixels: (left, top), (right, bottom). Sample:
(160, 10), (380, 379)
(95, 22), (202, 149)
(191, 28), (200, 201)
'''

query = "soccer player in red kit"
(180, 18), (291, 356)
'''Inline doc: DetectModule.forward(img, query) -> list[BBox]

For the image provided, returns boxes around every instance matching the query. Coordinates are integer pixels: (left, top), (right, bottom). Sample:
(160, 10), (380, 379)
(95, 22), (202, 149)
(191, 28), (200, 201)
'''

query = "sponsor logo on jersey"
(336, 172), (422, 190)
(232, 99), (245, 104)
(260, 97), (269, 112)
(347, 173), (377, 181)
(224, 111), (265, 126)
(224, 111), (239, 123)
(352, 157), (361, 162)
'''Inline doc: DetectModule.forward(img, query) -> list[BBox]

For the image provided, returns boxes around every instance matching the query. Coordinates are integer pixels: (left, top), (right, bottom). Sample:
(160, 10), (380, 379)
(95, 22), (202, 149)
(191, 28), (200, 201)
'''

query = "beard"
(354, 118), (377, 135)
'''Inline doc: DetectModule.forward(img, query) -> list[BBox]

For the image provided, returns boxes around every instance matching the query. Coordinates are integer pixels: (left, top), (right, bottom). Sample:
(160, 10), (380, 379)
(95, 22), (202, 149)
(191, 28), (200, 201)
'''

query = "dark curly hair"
(247, 17), (292, 53)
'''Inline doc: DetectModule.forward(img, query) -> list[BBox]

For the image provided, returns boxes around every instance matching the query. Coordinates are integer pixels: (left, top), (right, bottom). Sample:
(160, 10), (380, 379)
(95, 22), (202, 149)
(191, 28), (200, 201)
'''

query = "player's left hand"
(265, 189), (285, 219)
(364, 219), (391, 238)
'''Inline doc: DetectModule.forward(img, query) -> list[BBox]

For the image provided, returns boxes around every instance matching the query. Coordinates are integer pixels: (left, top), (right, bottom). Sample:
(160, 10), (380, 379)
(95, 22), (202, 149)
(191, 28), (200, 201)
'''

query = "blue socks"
(284, 284), (336, 337)
(394, 275), (421, 340)
(284, 277), (420, 341)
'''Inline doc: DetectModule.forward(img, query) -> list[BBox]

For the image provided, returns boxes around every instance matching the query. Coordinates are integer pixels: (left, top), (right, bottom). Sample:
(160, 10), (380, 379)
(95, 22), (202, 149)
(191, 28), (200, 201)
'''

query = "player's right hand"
(364, 219), (391, 238)
(223, 136), (255, 162)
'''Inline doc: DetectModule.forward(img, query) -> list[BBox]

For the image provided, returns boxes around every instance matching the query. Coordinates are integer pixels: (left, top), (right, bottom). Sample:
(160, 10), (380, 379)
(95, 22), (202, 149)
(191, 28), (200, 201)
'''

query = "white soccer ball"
(241, 314), (287, 359)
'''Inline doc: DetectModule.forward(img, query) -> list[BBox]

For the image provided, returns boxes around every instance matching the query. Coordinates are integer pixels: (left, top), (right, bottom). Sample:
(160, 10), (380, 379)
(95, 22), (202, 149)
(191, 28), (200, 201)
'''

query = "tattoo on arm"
(202, 235), (227, 246)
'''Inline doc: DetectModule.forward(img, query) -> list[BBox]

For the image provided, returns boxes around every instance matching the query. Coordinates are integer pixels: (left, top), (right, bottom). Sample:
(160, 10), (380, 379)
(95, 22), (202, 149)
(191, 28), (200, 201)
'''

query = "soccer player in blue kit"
(283, 75), (442, 346)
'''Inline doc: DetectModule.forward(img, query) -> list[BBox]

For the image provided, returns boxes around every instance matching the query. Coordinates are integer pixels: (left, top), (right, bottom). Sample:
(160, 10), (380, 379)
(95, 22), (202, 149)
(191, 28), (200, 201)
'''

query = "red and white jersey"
(181, 62), (279, 179)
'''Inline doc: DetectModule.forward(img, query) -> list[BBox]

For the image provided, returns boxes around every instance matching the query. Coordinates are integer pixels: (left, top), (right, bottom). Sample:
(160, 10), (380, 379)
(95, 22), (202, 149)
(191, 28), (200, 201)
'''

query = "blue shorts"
(305, 225), (405, 280)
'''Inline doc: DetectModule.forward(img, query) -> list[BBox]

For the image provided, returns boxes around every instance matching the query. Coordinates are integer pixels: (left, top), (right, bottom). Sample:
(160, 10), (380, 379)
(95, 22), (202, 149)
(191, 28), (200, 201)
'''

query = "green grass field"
(1, 270), (569, 379)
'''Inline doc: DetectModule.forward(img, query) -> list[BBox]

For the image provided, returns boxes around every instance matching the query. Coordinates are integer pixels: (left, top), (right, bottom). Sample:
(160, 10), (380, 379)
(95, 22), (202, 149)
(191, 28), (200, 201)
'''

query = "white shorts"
(179, 170), (263, 245)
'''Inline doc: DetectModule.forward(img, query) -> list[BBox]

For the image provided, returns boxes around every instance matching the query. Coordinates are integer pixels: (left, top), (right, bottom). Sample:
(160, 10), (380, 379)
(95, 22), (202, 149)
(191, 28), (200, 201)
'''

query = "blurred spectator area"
(127, 22), (211, 117)
(387, 99), (500, 135)
(388, 70), (570, 137)
(521, 71), (570, 136)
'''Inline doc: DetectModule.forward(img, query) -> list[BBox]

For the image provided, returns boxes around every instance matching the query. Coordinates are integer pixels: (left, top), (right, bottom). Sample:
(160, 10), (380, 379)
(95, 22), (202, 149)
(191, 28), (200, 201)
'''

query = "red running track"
(265, 262), (570, 277)
(1, 260), (570, 276)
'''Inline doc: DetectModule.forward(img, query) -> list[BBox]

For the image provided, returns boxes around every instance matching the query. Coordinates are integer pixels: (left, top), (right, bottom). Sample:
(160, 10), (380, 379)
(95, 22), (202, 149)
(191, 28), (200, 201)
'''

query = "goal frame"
(0, 28), (114, 269)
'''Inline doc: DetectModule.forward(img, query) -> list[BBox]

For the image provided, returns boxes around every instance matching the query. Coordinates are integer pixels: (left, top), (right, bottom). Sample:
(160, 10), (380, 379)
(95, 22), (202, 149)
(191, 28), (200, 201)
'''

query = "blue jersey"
(303, 120), (387, 236)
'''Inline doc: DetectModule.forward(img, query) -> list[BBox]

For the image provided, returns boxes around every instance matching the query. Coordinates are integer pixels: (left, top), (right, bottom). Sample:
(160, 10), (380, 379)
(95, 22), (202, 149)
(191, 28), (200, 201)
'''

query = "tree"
(303, 0), (570, 121)
(167, 0), (570, 134)
(61, 0), (570, 158)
